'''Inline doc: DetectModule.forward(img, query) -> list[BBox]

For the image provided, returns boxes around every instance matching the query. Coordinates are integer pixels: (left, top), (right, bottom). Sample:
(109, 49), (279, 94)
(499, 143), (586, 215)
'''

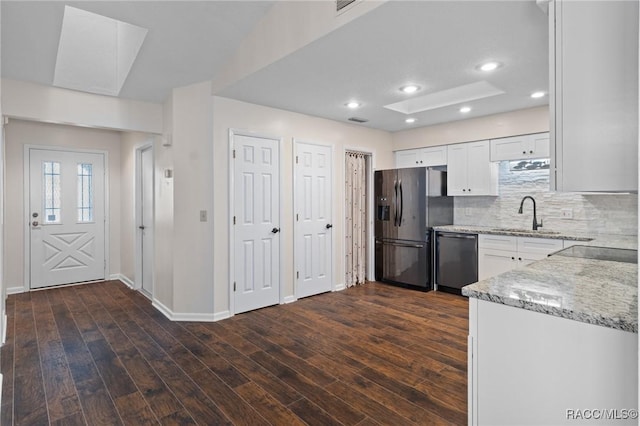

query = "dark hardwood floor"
(1, 280), (468, 425)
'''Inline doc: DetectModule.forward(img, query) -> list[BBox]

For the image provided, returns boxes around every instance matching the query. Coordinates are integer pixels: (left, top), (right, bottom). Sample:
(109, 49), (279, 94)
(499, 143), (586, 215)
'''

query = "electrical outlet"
(200, 210), (207, 222)
(561, 208), (573, 219)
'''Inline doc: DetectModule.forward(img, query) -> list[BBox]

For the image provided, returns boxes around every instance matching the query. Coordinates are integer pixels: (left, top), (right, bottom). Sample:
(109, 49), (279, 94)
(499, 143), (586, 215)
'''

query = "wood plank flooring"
(1, 280), (468, 425)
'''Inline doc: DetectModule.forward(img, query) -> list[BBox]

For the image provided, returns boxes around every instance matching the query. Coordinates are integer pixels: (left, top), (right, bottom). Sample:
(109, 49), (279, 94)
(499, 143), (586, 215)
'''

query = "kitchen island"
(463, 245), (638, 425)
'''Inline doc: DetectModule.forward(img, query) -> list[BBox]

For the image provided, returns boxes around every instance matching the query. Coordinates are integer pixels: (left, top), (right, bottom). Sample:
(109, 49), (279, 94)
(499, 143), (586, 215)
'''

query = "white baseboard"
(333, 283), (346, 292)
(111, 274), (135, 289)
(152, 298), (216, 322)
(152, 299), (174, 321)
(2, 313), (6, 345)
(6, 286), (24, 295)
(214, 310), (232, 322)
(172, 312), (216, 322)
(283, 295), (297, 304)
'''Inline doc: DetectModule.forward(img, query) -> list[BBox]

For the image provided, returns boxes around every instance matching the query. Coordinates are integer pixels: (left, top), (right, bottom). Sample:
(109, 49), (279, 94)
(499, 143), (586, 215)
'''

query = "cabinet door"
(478, 248), (516, 280)
(490, 135), (530, 161)
(466, 141), (498, 196)
(552, 0), (638, 192)
(529, 133), (549, 158)
(395, 150), (421, 168)
(421, 146), (448, 167)
(446, 144), (468, 196)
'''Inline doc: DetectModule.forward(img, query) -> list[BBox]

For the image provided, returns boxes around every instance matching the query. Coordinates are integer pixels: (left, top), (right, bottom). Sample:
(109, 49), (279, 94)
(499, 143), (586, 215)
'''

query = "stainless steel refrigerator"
(374, 167), (453, 290)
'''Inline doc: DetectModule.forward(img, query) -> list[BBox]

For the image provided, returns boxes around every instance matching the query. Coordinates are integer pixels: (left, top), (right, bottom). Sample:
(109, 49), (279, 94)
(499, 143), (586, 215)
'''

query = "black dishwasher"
(435, 232), (478, 295)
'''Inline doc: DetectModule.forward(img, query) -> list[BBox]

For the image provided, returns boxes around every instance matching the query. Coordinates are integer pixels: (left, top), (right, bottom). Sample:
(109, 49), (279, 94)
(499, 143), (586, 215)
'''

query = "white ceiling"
(2, 1), (550, 132)
(1, 1), (275, 103)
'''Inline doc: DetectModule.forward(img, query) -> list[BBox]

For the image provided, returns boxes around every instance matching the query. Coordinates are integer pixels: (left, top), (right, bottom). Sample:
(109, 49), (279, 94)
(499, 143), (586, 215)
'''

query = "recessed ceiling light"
(460, 106), (472, 113)
(405, 118), (417, 124)
(530, 91), (546, 99)
(478, 61), (501, 72)
(400, 85), (420, 94)
(346, 101), (361, 109)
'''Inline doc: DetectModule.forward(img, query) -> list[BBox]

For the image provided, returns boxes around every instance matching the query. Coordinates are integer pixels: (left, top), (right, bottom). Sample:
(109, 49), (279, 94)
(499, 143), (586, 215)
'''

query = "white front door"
(232, 133), (280, 314)
(29, 148), (106, 289)
(294, 141), (332, 299)
(140, 146), (154, 295)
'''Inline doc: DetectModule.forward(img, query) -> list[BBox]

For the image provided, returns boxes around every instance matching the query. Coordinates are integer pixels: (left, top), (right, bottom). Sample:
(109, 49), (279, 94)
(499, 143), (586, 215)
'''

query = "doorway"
(293, 140), (333, 299)
(27, 147), (107, 289)
(136, 144), (154, 297)
(345, 150), (373, 287)
(230, 130), (282, 314)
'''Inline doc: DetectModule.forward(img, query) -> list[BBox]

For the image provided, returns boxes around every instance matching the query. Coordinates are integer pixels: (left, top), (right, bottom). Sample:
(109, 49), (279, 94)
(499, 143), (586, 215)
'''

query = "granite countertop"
(462, 246), (638, 333)
(432, 224), (593, 242)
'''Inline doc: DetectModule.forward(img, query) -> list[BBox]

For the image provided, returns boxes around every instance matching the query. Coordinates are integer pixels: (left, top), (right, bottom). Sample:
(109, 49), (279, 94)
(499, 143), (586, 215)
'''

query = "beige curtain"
(345, 152), (367, 287)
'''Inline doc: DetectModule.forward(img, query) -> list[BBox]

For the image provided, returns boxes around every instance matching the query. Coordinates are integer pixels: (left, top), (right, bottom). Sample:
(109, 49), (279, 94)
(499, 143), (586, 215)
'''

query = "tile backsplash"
(454, 161), (638, 236)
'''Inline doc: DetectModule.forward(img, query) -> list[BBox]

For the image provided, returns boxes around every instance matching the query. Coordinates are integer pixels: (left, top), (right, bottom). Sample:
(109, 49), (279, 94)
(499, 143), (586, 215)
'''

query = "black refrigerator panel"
(375, 238), (430, 289)
(375, 169), (399, 240)
(396, 168), (427, 241)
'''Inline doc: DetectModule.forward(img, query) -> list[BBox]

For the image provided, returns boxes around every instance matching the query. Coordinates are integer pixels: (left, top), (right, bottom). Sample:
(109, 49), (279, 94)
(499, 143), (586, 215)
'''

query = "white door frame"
(23, 145), (110, 292)
(135, 142), (154, 295)
(342, 146), (376, 285)
(293, 138), (335, 298)
(228, 129), (284, 316)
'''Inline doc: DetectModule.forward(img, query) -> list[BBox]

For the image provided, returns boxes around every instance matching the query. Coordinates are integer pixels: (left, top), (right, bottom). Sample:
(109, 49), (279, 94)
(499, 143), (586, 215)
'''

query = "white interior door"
(29, 148), (106, 289)
(294, 141), (332, 299)
(140, 146), (154, 295)
(233, 133), (280, 314)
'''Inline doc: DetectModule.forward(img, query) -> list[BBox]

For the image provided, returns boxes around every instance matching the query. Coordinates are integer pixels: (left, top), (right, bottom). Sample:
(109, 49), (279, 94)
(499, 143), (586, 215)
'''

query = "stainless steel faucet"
(518, 196), (543, 230)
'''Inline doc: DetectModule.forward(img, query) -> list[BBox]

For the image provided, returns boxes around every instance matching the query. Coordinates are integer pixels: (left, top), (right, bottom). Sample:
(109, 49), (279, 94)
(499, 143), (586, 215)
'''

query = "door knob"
(32, 221), (39, 227)
(32, 212), (39, 218)
(326, 224), (333, 229)
(271, 227), (280, 234)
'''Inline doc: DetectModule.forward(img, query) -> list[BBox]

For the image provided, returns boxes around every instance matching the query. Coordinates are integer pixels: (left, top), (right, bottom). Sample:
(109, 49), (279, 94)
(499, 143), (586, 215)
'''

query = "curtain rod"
(345, 150), (371, 156)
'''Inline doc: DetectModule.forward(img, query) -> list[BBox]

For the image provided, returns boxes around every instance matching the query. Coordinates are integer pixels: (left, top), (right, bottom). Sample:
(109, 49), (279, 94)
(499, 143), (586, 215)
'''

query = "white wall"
(1, 79), (162, 134)
(392, 106), (549, 149)
(152, 98), (174, 311)
(3, 119), (122, 291)
(212, 96), (394, 317)
(170, 81), (215, 317)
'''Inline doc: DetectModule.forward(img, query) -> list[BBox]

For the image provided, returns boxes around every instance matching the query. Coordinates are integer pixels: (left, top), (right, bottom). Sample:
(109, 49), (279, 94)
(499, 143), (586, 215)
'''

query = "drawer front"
(478, 234), (517, 251)
(517, 237), (564, 255)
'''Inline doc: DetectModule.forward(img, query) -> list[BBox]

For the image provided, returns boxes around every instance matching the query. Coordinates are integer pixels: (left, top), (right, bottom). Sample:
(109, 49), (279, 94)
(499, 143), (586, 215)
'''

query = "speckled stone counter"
(432, 224), (593, 241)
(462, 246), (638, 333)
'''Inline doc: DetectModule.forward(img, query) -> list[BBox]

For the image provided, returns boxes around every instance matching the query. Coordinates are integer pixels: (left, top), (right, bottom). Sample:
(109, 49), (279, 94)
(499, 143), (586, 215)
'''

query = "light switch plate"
(199, 210), (207, 222)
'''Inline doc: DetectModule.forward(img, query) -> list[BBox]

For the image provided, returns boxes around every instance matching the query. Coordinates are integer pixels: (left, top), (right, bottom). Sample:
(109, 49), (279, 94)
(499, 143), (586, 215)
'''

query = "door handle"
(326, 224), (333, 229)
(393, 180), (398, 226)
(398, 180), (403, 226)
(271, 227), (280, 234)
(32, 221), (39, 227)
(139, 225), (145, 230)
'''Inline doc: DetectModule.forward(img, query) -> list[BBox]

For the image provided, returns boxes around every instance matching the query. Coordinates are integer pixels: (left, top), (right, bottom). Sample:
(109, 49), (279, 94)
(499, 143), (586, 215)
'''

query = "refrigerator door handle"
(398, 180), (403, 226)
(393, 180), (399, 226)
(376, 240), (425, 249)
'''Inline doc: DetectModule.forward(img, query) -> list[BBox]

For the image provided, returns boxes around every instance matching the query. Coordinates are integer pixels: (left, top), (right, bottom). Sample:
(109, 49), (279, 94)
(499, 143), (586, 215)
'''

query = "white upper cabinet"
(490, 132), (550, 161)
(394, 146), (447, 168)
(550, 0), (638, 192)
(447, 140), (498, 196)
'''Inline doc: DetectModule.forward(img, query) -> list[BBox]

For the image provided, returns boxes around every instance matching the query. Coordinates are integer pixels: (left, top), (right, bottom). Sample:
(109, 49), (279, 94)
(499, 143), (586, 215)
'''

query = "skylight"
(53, 6), (148, 97)
(383, 81), (505, 115)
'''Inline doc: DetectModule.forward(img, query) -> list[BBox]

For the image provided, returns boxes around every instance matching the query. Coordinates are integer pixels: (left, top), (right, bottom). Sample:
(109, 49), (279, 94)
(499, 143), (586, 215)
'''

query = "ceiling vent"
(348, 117), (368, 123)
(337, 0), (356, 12)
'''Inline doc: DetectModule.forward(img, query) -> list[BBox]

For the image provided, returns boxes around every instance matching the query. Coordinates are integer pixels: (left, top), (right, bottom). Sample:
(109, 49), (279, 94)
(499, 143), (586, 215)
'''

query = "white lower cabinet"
(478, 234), (564, 280)
(469, 299), (638, 425)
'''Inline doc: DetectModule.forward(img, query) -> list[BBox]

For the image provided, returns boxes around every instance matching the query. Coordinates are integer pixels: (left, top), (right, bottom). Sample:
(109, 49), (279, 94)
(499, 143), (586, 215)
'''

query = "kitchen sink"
(491, 228), (561, 235)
